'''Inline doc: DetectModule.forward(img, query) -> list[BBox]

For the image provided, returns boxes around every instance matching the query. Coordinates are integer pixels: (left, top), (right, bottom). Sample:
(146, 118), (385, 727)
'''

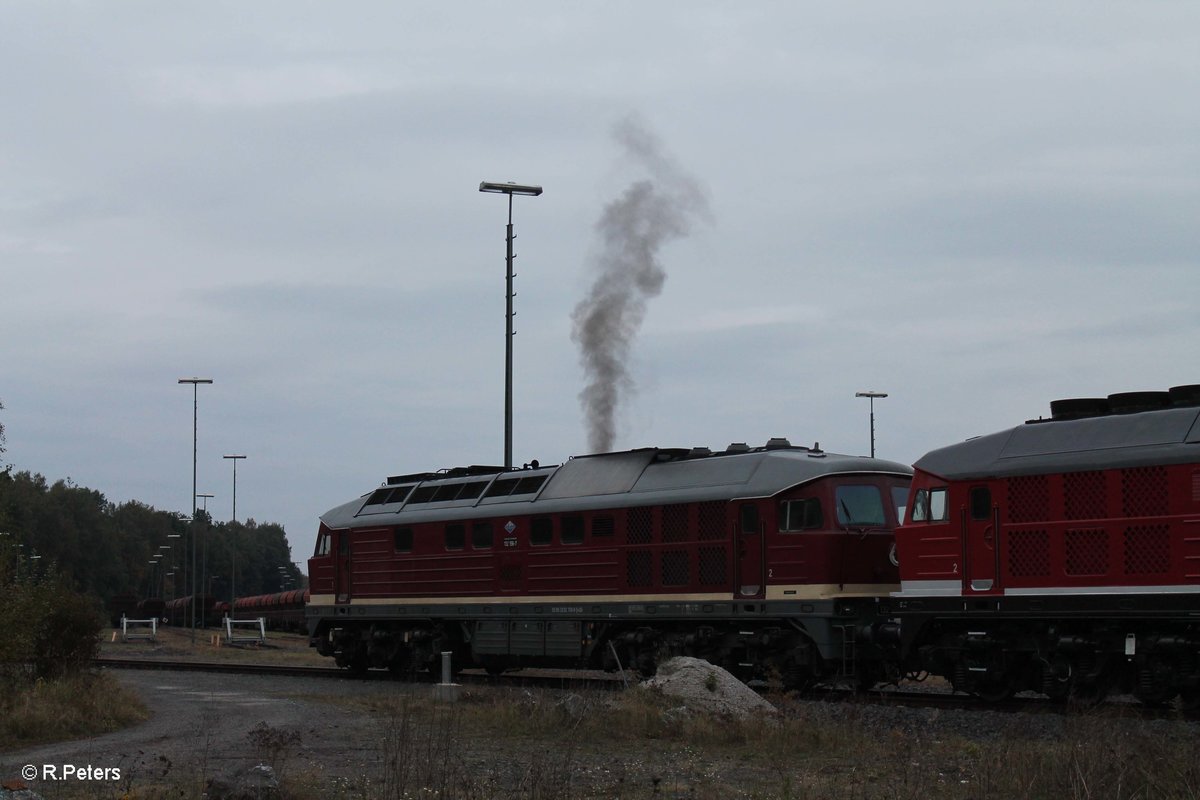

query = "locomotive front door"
(736, 502), (765, 598)
(334, 531), (351, 604)
(962, 486), (1001, 594)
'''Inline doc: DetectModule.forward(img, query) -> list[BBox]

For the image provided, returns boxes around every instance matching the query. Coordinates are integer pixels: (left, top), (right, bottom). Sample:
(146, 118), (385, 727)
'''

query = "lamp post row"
(177, 378), (250, 638)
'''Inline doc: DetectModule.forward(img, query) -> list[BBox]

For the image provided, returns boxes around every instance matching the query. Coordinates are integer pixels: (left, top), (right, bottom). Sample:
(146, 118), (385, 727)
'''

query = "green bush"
(0, 543), (101, 690)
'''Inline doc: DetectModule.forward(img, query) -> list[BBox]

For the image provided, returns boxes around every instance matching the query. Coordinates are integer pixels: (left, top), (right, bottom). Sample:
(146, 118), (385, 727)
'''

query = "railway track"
(92, 656), (624, 691)
(93, 657), (1196, 720)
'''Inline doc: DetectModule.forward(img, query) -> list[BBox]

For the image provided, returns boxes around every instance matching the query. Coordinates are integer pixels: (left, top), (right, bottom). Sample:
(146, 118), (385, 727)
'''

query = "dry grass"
(290, 685), (1200, 800)
(0, 672), (149, 751)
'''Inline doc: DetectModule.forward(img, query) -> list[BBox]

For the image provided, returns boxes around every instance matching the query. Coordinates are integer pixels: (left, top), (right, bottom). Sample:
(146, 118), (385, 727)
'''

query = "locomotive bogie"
(307, 599), (889, 688)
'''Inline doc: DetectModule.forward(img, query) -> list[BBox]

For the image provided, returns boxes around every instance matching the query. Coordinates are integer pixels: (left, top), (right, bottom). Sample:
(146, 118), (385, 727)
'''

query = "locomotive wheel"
(1180, 688), (1200, 718)
(973, 674), (1017, 704)
(1133, 681), (1178, 707)
(342, 651), (368, 675)
(1068, 680), (1109, 708)
(387, 648), (414, 678)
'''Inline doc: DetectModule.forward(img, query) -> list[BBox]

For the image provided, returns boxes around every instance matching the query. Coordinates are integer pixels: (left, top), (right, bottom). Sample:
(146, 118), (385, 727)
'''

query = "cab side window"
(911, 488), (949, 522)
(779, 498), (823, 531)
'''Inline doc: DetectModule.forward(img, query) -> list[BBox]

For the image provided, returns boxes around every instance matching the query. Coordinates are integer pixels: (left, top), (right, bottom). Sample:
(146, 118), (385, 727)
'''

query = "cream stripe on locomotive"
(308, 583), (896, 608)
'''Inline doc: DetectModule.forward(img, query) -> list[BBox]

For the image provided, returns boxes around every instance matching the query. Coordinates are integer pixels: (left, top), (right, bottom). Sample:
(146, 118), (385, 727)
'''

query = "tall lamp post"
(855, 391), (888, 458)
(479, 180), (543, 469)
(178, 377), (212, 642)
(224, 454), (246, 610)
(197, 493), (214, 615)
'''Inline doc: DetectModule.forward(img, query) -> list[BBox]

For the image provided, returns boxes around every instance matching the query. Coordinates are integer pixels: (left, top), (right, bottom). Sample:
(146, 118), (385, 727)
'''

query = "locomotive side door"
(334, 530), (352, 604)
(736, 502), (766, 598)
(962, 486), (1001, 594)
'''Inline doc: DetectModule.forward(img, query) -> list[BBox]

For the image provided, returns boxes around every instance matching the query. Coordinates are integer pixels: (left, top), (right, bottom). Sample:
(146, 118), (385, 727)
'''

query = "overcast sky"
(3, 3), (1197, 570)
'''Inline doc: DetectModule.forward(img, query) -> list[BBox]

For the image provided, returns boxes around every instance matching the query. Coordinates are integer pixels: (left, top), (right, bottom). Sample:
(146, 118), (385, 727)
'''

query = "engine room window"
(472, 521), (493, 549)
(485, 477), (520, 497)
(444, 523), (465, 550)
(779, 498), (823, 531)
(531, 517), (553, 546)
(835, 485), (886, 527)
(394, 527), (413, 553)
(562, 516), (584, 544)
(911, 488), (949, 522)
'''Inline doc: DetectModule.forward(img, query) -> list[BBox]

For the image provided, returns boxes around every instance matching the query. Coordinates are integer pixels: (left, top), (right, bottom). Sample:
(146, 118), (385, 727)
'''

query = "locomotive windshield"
(835, 485), (886, 528)
(891, 486), (908, 524)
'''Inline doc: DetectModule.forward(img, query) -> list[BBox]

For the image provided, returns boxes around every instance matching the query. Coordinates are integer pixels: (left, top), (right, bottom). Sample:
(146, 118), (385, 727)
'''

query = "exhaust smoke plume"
(572, 117), (711, 453)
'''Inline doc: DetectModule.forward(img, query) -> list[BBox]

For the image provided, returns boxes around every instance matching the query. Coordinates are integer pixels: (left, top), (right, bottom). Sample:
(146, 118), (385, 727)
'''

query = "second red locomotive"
(893, 386), (1200, 708)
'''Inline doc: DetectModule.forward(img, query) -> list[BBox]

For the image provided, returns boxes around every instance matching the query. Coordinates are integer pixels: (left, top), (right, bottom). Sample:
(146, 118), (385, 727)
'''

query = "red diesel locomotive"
(893, 386), (1200, 708)
(306, 440), (911, 686)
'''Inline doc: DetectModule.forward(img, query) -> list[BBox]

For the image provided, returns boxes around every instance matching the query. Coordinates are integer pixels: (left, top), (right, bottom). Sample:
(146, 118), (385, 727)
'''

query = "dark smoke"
(572, 117), (711, 453)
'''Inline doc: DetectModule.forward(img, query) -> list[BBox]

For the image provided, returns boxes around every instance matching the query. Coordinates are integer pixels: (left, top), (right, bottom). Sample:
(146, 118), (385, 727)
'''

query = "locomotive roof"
(914, 405), (1200, 480)
(321, 444), (912, 530)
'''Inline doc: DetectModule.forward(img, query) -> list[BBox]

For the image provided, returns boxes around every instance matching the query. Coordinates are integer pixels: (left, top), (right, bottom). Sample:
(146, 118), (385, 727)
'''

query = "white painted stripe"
(893, 580), (961, 597)
(1004, 584), (1200, 596)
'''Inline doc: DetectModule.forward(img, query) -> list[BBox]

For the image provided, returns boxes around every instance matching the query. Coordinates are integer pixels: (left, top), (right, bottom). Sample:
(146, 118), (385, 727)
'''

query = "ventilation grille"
(1008, 475), (1050, 523)
(698, 501), (727, 541)
(1008, 529), (1050, 577)
(1122, 466), (1168, 517)
(626, 550), (652, 587)
(662, 504), (689, 543)
(661, 550), (689, 586)
(1124, 524), (1171, 575)
(627, 507), (652, 545)
(1064, 471), (1106, 520)
(1065, 528), (1109, 576)
(698, 546), (727, 585)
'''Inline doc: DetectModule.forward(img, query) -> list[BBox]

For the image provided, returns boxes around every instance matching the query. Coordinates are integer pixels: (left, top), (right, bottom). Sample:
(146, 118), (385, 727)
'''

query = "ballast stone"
(641, 657), (778, 720)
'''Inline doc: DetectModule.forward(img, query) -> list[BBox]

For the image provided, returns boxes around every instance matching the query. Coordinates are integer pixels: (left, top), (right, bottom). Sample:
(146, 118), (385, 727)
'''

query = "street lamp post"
(479, 180), (543, 469)
(178, 377), (213, 642)
(855, 391), (888, 458)
(223, 454), (246, 610)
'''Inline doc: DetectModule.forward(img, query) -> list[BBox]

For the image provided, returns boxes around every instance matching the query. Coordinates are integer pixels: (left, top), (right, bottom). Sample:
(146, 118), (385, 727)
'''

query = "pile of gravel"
(641, 657), (778, 720)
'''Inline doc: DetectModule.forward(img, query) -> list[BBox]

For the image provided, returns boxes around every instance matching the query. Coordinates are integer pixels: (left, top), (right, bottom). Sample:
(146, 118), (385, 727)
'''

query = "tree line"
(0, 407), (305, 606)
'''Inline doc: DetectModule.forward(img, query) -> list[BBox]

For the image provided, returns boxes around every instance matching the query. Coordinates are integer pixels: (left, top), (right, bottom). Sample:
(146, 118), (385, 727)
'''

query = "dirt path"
(1, 668), (389, 795)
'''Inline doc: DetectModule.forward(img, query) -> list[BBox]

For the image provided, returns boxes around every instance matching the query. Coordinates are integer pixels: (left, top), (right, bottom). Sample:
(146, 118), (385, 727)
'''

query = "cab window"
(779, 498), (823, 531)
(314, 532), (331, 556)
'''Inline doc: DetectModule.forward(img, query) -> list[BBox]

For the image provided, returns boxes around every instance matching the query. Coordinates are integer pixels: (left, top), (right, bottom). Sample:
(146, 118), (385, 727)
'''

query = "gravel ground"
(3, 666), (1199, 799)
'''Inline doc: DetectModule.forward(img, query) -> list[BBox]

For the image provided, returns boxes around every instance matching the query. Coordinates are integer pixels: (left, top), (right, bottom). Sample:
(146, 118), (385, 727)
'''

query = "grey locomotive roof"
(915, 406), (1200, 481)
(321, 445), (912, 530)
